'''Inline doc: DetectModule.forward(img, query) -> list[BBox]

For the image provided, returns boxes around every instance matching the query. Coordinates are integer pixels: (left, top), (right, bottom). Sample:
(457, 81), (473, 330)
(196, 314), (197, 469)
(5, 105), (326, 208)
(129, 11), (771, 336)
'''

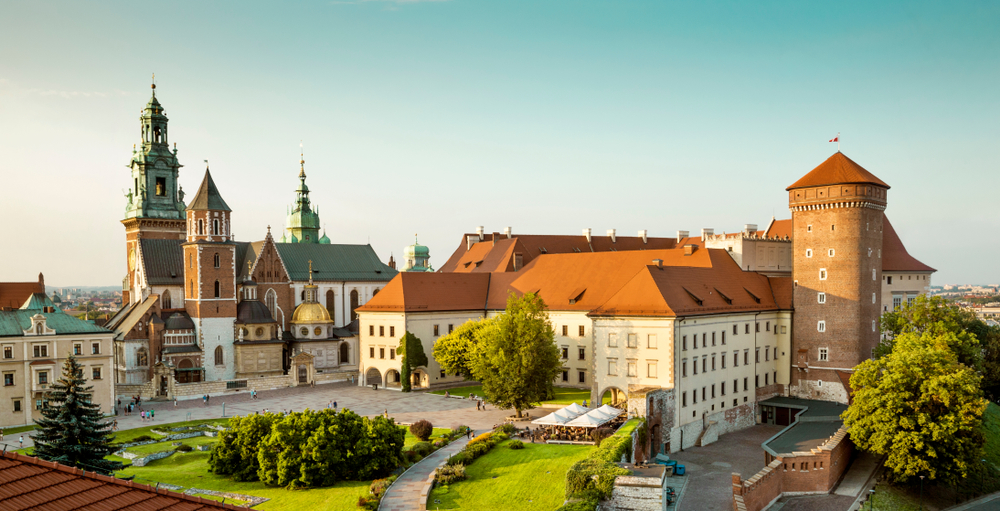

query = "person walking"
(151, 409), (154, 420)
(0, 427), (4, 442)
(174, 397), (177, 408)
(19, 435), (24, 448)
(333, 401), (337, 410)
(476, 400), (481, 411)
(467, 429), (473, 440)
(113, 420), (118, 431)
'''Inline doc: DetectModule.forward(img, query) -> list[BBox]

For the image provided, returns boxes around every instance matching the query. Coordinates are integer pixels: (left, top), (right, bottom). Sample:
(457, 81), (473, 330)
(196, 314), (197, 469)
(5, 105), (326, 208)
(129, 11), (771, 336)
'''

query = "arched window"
(214, 280), (220, 298)
(326, 290), (335, 318)
(162, 289), (172, 309)
(265, 289), (277, 319)
(213, 253), (220, 268)
(350, 290), (359, 322)
(300, 290), (305, 302)
(214, 346), (223, 365)
(340, 343), (349, 365)
(213, 219), (220, 235)
(373, 288), (380, 296)
(136, 348), (149, 366)
(198, 219), (204, 235)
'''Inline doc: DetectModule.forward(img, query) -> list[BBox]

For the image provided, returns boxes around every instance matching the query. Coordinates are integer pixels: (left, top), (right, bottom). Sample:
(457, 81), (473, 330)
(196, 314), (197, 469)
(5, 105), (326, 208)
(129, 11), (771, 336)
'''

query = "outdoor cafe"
(526, 403), (626, 444)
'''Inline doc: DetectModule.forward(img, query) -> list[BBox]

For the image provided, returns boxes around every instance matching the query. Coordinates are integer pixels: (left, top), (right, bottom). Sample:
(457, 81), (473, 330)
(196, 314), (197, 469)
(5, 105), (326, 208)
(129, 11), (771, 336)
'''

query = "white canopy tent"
(531, 403), (593, 426)
(596, 404), (624, 418)
(564, 411), (610, 427)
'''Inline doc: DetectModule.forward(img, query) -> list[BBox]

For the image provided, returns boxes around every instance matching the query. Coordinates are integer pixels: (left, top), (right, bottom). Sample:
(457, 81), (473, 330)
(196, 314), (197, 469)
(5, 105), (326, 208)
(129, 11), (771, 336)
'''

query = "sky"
(1, 0), (998, 287)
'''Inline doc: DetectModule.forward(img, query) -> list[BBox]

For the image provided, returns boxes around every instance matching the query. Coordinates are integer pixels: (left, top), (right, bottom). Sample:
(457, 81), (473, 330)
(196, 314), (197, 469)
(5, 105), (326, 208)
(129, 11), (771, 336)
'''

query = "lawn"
(431, 385), (598, 406)
(428, 440), (593, 510)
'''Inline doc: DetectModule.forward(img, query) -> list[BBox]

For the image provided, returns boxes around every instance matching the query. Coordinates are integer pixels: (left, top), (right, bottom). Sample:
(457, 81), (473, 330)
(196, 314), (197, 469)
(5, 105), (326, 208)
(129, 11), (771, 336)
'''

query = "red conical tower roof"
(787, 152), (889, 191)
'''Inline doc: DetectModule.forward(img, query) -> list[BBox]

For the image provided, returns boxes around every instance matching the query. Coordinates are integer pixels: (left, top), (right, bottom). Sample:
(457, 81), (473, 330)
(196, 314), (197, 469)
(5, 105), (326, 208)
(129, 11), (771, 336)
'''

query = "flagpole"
(838, 132), (841, 152)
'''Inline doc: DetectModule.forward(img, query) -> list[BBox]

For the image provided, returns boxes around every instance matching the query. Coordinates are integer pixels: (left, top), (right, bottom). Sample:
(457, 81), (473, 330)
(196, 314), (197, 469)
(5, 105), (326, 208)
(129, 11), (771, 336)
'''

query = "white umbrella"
(564, 410), (612, 428)
(532, 409), (576, 425)
(596, 404), (624, 417)
(561, 403), (591, 415)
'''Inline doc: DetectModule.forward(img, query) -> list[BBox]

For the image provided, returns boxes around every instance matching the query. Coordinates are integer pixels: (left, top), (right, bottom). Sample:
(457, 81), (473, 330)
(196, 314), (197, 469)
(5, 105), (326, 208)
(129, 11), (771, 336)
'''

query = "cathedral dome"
(291, 301), (332, 324)
(319, 231), (331, 244)
(404, 238), (430, 259)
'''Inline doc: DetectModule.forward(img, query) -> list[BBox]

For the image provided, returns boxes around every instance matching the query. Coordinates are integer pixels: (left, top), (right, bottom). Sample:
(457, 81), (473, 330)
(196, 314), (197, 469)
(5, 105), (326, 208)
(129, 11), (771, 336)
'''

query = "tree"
(879, 295), (983, 369)
(33, 355), (122, 475)
(433, 319), (490, 378)
(844, 329), (988, 484)
(209, 412), (277, 481)
(472, 293), (561, 418)
(399, 331), (428, 392)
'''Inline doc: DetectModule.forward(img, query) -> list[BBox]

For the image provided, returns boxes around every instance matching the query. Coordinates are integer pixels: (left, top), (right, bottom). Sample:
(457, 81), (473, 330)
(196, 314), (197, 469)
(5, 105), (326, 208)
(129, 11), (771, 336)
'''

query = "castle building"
(108, 84), (395, 400)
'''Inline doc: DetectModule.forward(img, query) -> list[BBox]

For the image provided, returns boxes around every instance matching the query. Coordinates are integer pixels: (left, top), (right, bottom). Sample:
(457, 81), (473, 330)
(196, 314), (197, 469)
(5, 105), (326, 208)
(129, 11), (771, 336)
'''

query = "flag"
(829, 135), (839, 143)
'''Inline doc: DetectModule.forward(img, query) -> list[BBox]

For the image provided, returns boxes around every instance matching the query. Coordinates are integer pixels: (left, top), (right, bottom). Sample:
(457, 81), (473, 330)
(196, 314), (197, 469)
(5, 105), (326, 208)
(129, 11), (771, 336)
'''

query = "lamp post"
(919, 475), (924, 510)
(869, 489), (876, 510)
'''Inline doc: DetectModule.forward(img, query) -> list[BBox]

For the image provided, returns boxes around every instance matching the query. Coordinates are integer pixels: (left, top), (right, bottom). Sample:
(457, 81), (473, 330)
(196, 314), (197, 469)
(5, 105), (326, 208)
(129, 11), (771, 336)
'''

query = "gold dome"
(291, 301), (332, 324)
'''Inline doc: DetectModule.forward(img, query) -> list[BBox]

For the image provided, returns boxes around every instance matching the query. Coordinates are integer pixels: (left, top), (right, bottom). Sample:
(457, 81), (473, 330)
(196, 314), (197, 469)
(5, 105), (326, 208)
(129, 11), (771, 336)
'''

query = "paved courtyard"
(669, 424), (784, 511)
(9, 382), (530, 450)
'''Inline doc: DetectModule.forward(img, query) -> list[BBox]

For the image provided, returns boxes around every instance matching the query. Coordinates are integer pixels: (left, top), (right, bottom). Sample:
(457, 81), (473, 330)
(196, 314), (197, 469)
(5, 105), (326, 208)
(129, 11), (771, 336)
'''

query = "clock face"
(129, 249), (137, 271)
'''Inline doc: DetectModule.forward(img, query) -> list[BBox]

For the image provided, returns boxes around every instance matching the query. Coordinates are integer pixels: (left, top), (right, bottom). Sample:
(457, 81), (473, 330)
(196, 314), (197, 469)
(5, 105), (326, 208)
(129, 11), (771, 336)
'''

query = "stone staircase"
(695, 420), (718, 447)
(599, 475), (664, 511)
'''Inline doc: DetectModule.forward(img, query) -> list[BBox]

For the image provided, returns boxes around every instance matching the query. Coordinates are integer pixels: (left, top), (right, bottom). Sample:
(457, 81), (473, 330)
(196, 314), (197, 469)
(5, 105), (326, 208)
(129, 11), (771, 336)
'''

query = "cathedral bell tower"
(122, 78), (187, 304)
(183, 166), (237, 381)
(280, 149), (327, 244)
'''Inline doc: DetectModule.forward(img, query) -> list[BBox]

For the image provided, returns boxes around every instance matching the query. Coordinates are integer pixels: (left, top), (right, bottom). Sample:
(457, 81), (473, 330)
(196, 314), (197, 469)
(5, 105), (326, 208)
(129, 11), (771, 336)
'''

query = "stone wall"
(669, 401), (756, 453)
(116, 382), (155, 400)
(731, 460), (783, 511)
(170, 373), (293, 400)
(132, 449), (175, 467)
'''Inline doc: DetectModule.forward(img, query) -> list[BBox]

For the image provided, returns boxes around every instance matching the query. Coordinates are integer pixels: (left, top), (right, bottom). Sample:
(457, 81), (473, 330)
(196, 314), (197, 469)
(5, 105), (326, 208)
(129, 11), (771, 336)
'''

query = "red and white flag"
(829, 135), (839, 142)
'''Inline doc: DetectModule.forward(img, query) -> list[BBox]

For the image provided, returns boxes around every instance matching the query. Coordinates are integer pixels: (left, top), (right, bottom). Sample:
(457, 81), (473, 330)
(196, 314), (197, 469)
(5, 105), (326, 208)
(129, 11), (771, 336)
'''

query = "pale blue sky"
(1, 0), (997, 286)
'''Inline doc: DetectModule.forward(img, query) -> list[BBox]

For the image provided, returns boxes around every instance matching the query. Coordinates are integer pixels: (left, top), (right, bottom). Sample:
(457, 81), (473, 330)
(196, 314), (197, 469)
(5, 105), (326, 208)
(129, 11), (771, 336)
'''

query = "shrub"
(592, 427), (613, 446)
(132, 435), (154, 443)
(404, 450), (418, 463)
(446, 451), (472, 466)
(450, 425), (469, 438)
(369, 476), (396, 498)
(357, 495), (378, 510)
(433, 438), (449, 448)
(493, 432), (509, 443)
(174, 443), (193, 452)
(467, 442), (491, 459)
(468, 432), (493, 446)
(435, 464), (466, 485)
(565, 458), (629, 500)
(508, 440), (524, 450)
(412, 441), (433, 457)
(496, 423), (517, 435)
(410, 420), (433, 441)
(554, 496), (599, 511)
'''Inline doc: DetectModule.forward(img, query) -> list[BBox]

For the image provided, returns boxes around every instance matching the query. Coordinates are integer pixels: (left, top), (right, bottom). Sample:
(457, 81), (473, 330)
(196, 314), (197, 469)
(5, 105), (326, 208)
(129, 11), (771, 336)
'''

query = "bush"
(554, 496), (599, 511)
(433, 438), (449, 448)
(446, 451), (472, 466)
(369, 476), (396, 498)
(132, 435), (154, 443)
(565, 458), (629, 500)
(412, 441), (433, 457)
(508, 440), (524, 450)
(468, 432), (494, 446)
(403, 450), (418, 463)
(435, 464), (466, 485)
(451, 425), (469, 438)
(496, 423), (517, 435)
(357, 495), (378, 510)
(410, 419), (433, 441)
(174, 443), (193, 452)
(592, 428), (613, 447)
(493, 432), (509, 443)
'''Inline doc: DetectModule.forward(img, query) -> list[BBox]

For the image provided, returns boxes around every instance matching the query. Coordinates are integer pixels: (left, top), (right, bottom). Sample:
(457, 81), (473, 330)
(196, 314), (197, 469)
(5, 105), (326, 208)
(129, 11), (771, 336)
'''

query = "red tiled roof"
(764, 219), (792, 240)
(355, 273), (492, 313)
(0, 281), (44, 309)
(881, 214), (935, 272)
(787, 152), (890, 191)
(768, 276), (793, 310)
(0, 451), (238, 510)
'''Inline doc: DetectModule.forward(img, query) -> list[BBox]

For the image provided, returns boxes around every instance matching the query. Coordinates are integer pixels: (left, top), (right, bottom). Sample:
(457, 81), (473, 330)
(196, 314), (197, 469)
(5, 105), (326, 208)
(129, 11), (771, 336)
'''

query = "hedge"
(563, 418), (643, 504)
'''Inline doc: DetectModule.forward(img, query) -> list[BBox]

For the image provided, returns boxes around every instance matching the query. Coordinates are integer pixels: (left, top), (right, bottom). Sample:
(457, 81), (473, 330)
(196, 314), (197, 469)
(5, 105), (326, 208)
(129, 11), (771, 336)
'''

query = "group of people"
(0, 428), (27, 449)
(119, 396), (143, 417)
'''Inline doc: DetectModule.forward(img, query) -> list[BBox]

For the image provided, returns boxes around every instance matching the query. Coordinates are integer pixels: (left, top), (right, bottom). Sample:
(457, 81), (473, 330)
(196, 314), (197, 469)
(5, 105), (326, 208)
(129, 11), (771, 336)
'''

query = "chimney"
(504, 226), (512, 239)
(466, 235), (477, 250)
(684, 244), (697, 256)
(744, 224), (758, 235)
(676, 230), (689, 243)
(652, 259), (663, 268)
(493, 232), (500, 246)
(607, 229), (616, 243)
(639, 230), (648, 244)
(701, 228), (714, 241)
(583, 228), (592, 243)
(476, 226), (485, 241)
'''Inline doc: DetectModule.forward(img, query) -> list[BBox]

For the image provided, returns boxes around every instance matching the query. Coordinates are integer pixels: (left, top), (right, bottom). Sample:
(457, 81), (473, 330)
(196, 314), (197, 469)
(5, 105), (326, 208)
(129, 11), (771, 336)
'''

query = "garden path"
(379, 435), (471, 511)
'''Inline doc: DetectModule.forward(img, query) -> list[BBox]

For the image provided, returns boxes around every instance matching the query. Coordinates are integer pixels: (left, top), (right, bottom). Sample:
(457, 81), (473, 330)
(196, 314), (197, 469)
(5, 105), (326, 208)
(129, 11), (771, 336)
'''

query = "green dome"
(319, 231), (331, 244)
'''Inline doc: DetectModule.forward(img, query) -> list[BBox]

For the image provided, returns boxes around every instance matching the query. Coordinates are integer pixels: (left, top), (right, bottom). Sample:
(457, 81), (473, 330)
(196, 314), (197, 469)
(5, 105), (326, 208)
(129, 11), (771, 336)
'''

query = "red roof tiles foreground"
(786, 152), (890, 191)
(355, 273), (492, 313)
(882, 215), (936, 273)
(0, 451), (240, 511)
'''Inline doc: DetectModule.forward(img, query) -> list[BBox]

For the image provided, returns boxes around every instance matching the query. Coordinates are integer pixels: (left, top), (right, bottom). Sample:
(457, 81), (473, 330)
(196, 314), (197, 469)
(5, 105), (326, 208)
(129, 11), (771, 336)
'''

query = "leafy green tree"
(878, 295), (982, 369)
(979, 325), (1000, 401)
(33, 355), (122, 475)
(471, 293), (561, 418)
(433, 318), (490, 378)
(209, 412), (276, 481)
(399, 331), (428, 392)
(844, 329), (988, 483)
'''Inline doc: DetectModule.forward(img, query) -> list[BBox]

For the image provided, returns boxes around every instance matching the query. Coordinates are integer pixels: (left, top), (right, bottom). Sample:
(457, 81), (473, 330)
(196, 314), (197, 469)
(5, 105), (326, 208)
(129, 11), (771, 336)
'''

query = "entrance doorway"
(298, 365), (308, 384)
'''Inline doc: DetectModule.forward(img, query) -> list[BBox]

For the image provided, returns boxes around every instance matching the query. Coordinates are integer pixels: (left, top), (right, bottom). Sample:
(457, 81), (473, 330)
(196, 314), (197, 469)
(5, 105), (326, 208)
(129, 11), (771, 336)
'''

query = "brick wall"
(732, 460), (783, 511)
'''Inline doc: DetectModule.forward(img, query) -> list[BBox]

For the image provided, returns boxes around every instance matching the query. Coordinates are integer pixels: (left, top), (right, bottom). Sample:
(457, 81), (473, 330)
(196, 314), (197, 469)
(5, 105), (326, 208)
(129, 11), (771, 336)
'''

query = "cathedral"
(107, 83), (397, 398)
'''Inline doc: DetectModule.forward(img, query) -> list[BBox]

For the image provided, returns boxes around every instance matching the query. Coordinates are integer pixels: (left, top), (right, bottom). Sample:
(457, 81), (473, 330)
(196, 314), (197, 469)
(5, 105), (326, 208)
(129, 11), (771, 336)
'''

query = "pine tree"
(33, 354), (122, 475)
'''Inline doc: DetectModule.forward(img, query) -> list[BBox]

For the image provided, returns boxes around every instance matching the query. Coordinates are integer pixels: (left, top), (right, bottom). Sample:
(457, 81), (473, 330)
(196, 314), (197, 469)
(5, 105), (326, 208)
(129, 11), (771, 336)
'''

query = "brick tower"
(121, 80), (187, 304)
(788, 152), (889, 403)
(183, 167), (237, 381)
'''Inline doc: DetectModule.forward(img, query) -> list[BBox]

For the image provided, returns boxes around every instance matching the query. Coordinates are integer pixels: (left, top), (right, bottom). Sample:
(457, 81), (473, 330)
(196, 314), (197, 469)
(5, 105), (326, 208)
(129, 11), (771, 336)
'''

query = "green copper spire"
(403, 234), (434, 272)
(283, 146), (322, 243)
(124, 76), (186, 220)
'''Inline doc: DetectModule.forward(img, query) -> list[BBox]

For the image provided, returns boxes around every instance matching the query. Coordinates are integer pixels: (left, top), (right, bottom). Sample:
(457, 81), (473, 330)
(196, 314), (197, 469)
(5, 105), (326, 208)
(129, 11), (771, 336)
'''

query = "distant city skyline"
(2, 0), (998, 285)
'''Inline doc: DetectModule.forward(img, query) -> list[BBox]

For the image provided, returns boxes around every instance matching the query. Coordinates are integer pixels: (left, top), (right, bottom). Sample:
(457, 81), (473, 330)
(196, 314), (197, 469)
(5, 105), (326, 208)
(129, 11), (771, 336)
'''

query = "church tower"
(183, 166), (237, 381)
(122, 79), (187, 304)
(788, 152), (888, 403)
(280, 150), (327, 244)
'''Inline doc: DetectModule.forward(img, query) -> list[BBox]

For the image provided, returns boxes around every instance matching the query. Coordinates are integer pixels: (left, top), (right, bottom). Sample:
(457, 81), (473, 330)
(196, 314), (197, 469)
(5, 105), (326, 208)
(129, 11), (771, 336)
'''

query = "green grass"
(2, 425), (36, 435)
(126, 435), (217, 456)
(431, 385), (596, 406)
(404, 427), (452, 448)
(112, 418), (230, 444)
(983, 402), (1000, 467)
(429, 440), (593, 510)
(870, 484), (923, 511)
(119, 450), (371, 511)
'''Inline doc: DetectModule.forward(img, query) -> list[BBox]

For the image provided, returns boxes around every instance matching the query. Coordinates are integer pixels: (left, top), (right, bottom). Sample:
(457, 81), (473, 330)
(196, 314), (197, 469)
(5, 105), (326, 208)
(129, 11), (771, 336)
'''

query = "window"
(828, 249), (835, 257)
(92, 367), (102, 380)
(888, 276), (893, 285)
(712, 332), (716, 346)
(627, 360), (637, 377)
(733, 351), (738, 367)
(756, 323), (760, 333)
(872, 268), (877, 280)
(733, 325), (738, 335)
(379, 348), (385, 359)
(213, 219), (220, 235)
(819, 348), (828, 361)
(198, 219), (204, 235)
(702, 333), (707, 347)
(214, 253), (220, 268)
(579, 371), (586, 384)
(3, 346), (11, 359)
(38, 371), (48, 384)
(369, 325), (375, 336)
(774, 347), (778, 360)
(722, 354), (726, 369)
(712, 354), (716, 370)
(608, 360), (617, 375)
(805, 249), (813, 258)
(693, 358), (698, 375)
(745, 324), (749, 334)
(434, 325), (439, 336)
(682, 335), (687, 350)
(755, 375), (759, 388)
(214, 346), (223, 365)
(765, 346), (770, 361)
(13, 399), (20, 412)
(448, 324), (454, 334)
(781, 326), (787, 334)
(818, 292), (826, 304)
(766, 321), (770, 332)
(33, 345), (47, 358)
(873, 320), (877, 332)
(627, 333), (638, 348)
(648, 334), (657, 349)
(608, 333), (618, 347)
(214, 280), (220, 298)
(755, 348), (760, 363)
(579, 347), (586, 360)
(819, 269), (827, 280)
(693, 390), (697, 404)
(743, 377), (748, 391)
(807, 224), (812, 232)
(562, 370), (568, 382)
(74, 344), (82, 356)
(721, 381), (726, 395)
(765, 373), (769, 385)
(702, 387), (706, 401)
(36, 399), (43, 410)
(3, 373), (13, 386)
(734, 379), (738, 393)
(579, 325), (585, 337)
(561, 347), (569, 359)
(711, 384), (716, 398)
(831, 224), (835, 231)
(818, 380), (823, 387)
(682, 391), (687, 407)
(872, 293), (876, 304)
(682, 360), (688, 377)
(702, 357), (707, 373)
(562, 325), (568, 336)
(389, 326), (395, 337)
(648, 362), (657, 378)
(389, 349), (395, 360)
(893, 295), (902, 310)
(743, 350), (749, 365)
(722, 331), (726, 345)
(369, 347), (375, 358)
(92, 343), (100, 355)
(379, 326), (385, 336)
(818, 321), (826, 332)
